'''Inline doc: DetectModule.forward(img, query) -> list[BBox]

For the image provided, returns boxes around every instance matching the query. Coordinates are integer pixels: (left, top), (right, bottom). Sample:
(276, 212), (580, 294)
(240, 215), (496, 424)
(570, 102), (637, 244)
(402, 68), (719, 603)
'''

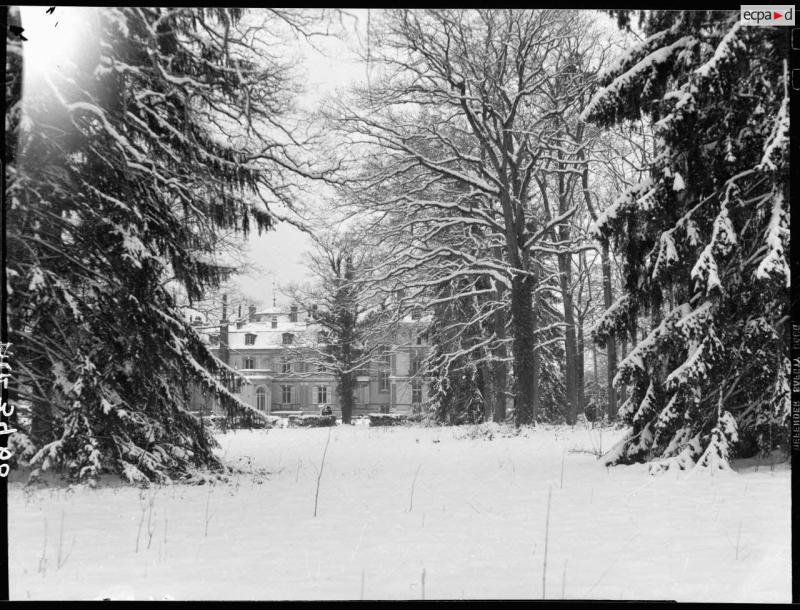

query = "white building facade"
(190, 303), (431, 418)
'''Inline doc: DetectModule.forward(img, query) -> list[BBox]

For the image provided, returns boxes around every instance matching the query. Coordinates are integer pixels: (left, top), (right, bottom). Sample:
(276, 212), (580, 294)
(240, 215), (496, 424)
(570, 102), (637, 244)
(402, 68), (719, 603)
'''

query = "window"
(281, 385), (293, 404)
(281, 357), (291, 374)
(256, 386), (266, 411)
(357, 382), (369, 404)
(379, 370), (390, 392)
(289, 306), (298, 323)
(316, 386), (328, 404)
(243, 357), (254, 369)
(317, 331), (326, 343)
(317, 361), (327, 373)
(411, 307), (422, 320)
(245, 333), (256, 346)
(282, 333), (294, 345)
(412, 380), (423, 404)
(416, 332), (428, 346)
(209, 335), (219, 345)
(271, 316), (277, 329)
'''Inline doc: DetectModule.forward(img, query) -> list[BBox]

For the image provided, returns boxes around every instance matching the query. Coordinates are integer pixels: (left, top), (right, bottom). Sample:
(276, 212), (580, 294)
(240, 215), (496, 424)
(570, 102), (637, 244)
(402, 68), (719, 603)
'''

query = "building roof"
(223, 321), (324, 350)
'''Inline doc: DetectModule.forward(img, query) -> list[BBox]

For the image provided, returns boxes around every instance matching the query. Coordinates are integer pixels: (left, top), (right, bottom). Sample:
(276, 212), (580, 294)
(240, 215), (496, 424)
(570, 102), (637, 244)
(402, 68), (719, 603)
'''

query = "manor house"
(190, 302), (431, 418)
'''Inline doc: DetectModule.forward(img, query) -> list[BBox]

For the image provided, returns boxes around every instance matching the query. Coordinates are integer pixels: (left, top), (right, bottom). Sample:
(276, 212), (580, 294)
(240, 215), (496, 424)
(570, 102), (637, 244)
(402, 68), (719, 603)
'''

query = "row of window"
(253, 385), (330, 410)
(236, 357), (332, 373)
(241, 361), (390, 392)
(215, 331), (427, 348)
(252, 380), (423, 411)
(244, 332), (297, 346)
(237, 362), (421, 389)
(275, 385), (328, 405)
(234, 358), (402, 380)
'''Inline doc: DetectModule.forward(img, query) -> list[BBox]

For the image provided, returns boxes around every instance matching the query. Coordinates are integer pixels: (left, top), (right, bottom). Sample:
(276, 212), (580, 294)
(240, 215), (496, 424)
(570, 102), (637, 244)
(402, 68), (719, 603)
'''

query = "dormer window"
(245, 333), (256, 346)
(289, 305), (298, 323)
(271, 316), (277, 329)
(411, 307), (422, 320)
(282, 333), (294, 345)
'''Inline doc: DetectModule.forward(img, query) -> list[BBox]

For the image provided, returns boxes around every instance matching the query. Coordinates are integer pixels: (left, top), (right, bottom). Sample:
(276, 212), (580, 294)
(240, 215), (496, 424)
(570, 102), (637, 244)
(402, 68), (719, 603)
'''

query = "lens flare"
(19, 6), (93, 88)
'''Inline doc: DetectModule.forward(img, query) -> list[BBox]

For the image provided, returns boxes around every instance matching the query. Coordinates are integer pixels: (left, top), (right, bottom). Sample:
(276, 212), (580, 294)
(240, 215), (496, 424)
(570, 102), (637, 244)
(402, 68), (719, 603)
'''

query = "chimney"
(238, 303), (242, 320)
(219, 320), (229, 365)
(248, 304), (256, 323)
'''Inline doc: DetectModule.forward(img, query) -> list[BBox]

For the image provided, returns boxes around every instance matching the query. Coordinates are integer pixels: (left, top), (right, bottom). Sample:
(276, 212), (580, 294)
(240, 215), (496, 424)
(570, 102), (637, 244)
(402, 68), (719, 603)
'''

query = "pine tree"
(583, 11), (790, 470)
(5, 8), (322, 483)
(426, 277), (491, 425)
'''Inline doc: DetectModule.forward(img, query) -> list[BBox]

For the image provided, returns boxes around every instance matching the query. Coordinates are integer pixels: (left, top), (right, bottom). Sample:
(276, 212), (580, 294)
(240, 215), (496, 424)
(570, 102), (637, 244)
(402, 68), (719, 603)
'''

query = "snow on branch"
(581, 36), (696, 124)
(754, 189), (790, 286)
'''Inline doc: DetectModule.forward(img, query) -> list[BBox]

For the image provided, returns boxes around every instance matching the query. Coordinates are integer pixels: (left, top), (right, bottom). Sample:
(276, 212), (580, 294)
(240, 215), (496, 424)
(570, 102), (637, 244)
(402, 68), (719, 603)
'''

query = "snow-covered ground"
(8, 423), (791, 601)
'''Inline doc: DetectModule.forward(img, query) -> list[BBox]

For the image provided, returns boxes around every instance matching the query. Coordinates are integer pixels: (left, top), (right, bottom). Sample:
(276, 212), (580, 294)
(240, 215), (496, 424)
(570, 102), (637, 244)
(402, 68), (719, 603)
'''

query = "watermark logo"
(741, 5), (795, 25)
(0, 342), (14, 478)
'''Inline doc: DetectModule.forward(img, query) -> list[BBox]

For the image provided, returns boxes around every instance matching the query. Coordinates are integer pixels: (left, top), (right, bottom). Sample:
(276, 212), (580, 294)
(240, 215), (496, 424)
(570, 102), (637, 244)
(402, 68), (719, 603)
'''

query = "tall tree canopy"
(5, 7), (327, 483)
(336, 9), (612, 425)
(583, 10), (790, 470)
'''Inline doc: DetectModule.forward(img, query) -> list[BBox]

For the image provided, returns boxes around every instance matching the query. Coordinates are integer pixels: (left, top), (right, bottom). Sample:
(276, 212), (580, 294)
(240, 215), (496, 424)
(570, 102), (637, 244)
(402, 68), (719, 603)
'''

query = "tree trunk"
(558, 253), (579, 425)
(511, 274), (536, 426)
(531, 281), (541, 424)
(491, 286), (508, 423)
(478, 360), (491, 423)
(576, 311), (585, 418)
(618, 337), (628, 409)
(339, 370), (354, 424)
(492, 286), (508, 423)
(601, 243), (618, 420)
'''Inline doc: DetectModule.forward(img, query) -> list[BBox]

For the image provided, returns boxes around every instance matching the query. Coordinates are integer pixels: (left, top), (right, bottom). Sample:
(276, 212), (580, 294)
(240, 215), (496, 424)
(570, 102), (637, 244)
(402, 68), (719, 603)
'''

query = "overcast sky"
(233, 9), (370, 308)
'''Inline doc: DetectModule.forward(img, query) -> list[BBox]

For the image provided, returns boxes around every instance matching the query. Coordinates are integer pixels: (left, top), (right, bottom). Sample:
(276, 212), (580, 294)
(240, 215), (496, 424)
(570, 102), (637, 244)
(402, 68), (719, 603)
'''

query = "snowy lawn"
(8, 423), (791, 601)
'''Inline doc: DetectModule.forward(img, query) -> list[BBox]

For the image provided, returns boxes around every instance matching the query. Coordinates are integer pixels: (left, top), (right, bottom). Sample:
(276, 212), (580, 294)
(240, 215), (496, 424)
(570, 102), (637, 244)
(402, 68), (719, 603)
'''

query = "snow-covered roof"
(399, 313), (433, 324)
(224, 321), (323, 350)
(182, 307), (207, 324)
(255, 306), (293, 316)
